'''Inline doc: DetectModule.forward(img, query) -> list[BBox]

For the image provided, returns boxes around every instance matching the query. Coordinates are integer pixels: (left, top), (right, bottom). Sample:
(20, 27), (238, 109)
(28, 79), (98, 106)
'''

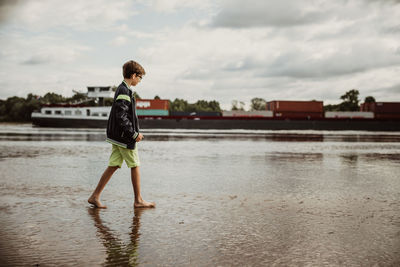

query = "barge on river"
(31, 87), (400, 131)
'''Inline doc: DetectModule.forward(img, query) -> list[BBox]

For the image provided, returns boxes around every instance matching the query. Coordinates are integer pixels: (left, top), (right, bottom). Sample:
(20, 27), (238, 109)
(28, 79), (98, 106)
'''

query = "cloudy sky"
(0, 0), (399, 109)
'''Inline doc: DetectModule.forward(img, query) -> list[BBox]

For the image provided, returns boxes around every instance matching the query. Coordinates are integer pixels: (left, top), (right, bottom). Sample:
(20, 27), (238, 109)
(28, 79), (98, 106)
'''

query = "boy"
(88, 60), (155, 209)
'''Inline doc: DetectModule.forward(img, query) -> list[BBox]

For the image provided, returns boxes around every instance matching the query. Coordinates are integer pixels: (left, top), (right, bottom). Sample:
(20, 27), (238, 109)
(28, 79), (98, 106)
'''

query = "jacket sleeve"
(115, 95), (138, 140)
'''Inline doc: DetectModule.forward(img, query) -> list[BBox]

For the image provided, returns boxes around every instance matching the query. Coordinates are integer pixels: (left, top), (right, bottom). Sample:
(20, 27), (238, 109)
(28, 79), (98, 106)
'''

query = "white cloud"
(147, 0), (214, 13)
(211, 0), (400, 28)
(0, 32), (92, 98)
(110, 36), (128, 46)
(134, 1), (400, 106)
(0, 33), (90, 66)
(212, 0), (331, 28)
(1, 0), (400, 109)
(1, 0), (135, 31)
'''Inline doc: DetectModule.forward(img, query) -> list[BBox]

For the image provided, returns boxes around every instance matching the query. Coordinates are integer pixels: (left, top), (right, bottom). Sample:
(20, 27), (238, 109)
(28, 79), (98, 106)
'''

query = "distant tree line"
(0, 91), (222, 122)
(240, 89), (376, 112)
(169, 98), (221, 112)
(323, 89), (375, 111)
(0, 92), (91, 122)
(231, 98), (268, 111)
(0, 88), (377, 122)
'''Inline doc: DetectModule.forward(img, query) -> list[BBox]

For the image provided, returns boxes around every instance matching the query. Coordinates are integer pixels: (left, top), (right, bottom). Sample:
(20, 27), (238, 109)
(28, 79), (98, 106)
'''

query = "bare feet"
(88, 196), (107, 209)
(134, 200), (156, 208)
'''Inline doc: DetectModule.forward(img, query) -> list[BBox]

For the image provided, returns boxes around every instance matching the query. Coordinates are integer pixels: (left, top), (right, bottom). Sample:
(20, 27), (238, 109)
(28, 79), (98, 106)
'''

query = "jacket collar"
(122, 80), (132, 92)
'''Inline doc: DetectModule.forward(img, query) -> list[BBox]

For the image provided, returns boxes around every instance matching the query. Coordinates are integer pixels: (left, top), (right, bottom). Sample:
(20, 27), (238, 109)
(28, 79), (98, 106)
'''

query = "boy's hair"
(123, 60), (146, 79)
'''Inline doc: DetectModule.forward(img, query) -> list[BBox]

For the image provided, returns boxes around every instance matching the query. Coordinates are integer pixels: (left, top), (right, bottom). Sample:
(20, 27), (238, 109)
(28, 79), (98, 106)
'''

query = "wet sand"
(0, 125), (399, 266)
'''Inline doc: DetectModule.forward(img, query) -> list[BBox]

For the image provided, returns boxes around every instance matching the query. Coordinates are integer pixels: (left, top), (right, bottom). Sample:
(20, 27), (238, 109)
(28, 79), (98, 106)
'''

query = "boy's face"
(131, 73), (142, 86)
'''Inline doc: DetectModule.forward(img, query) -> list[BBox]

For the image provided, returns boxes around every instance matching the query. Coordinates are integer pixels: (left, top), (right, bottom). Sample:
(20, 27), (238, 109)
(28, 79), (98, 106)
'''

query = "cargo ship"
(31, 87), (400, 131)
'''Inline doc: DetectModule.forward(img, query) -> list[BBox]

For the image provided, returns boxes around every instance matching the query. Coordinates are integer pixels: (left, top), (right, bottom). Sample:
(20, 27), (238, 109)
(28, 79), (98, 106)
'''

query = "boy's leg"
(131, 167), (155, 208)
(89, 145), (122, 208)
(88, 166), (119, 208)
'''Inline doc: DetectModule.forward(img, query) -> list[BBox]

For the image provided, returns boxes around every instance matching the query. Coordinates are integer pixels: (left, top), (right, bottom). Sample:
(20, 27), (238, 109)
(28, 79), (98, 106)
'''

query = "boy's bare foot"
(134, 200), (155, 208)
(88, 196), (107, 209)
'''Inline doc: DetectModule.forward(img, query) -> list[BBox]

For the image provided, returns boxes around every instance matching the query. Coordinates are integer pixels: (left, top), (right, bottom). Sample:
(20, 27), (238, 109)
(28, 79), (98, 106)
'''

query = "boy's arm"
(115, 97), (139, 140)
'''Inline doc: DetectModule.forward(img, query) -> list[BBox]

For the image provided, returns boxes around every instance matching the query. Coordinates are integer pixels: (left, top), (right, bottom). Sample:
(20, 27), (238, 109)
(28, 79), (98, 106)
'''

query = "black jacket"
(106, 82), (139, 149)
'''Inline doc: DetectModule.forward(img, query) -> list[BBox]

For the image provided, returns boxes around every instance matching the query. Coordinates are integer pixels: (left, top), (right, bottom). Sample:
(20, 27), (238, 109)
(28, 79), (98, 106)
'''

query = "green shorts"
(108, 144), (140, 168)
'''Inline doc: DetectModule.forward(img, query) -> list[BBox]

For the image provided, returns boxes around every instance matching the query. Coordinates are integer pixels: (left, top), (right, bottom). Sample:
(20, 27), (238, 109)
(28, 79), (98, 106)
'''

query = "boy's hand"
(135, 133), (144, 142)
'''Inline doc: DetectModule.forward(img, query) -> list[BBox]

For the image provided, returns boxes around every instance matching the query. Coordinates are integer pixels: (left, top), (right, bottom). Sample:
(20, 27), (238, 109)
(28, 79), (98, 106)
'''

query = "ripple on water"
(1, 131), (400, 266)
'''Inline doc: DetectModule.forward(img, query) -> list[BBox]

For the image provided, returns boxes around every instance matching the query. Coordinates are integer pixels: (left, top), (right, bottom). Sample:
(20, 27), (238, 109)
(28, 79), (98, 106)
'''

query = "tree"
(0, 100), (5, 121)
(339, 89), (360, 111)
(192, 100), (221, 112)
(154, 95), (161, 100)
(231, 100), (245, 111)
(250, 98), (266, 111)
(0, 96), (28, 121)
(323, 104), (340, 112)
(324, 89), (369, 111)
(169, 98), (221, 112)
(41, 92), (65, 104)
(67, 91), (87, 103)
(364, 96), (375, 103)
(169, 98), (189, 112)
(207, 100), (221, 112)
(24, 94), (41, 120)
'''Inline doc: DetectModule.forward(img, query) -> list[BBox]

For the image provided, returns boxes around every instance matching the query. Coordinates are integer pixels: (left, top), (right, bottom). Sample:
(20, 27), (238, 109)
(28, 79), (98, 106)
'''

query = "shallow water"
(0, 124), (400, 266)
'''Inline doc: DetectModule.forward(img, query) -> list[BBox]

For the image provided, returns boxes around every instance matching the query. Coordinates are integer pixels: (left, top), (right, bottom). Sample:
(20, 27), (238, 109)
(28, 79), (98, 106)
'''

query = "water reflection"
(88, 208), (145, 266)
(340, 154), (359, 166)
(2, 126), (400, 142)
(1, 125), (400, 265)
(0, 132), (104, 142)
(363, 153), (400, 162)
(265, 152), (324, 163)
